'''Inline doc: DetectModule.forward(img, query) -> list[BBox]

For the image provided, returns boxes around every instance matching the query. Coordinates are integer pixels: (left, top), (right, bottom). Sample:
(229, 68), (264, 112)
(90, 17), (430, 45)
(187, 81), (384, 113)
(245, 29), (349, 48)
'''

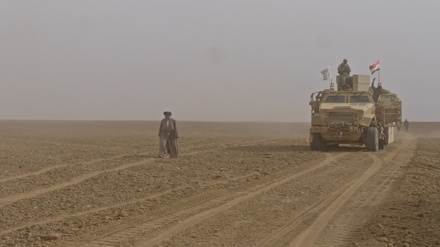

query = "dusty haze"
(1, 1), (439, 122)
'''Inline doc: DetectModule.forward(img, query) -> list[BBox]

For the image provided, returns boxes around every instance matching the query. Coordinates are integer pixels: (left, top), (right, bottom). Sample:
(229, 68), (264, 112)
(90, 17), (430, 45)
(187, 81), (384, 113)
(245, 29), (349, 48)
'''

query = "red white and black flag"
(369, 60), (380, 74)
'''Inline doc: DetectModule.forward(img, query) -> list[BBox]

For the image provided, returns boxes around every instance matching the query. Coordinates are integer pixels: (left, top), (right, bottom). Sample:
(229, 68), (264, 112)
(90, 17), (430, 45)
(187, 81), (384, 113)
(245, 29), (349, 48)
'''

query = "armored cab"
(309, 74), (401, 151)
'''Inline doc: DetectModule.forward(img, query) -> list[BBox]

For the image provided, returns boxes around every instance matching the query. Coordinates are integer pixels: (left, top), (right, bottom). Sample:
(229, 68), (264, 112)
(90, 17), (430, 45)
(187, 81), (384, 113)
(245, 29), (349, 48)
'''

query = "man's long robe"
(158, 118), (179, 157)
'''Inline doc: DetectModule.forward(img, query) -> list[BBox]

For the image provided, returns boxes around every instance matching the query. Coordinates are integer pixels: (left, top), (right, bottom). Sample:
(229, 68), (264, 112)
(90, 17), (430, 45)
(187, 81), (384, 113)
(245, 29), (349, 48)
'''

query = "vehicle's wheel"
(310, 133), (322, 151)
(366, 127), (379, 151)
(379, 139), (386, 149)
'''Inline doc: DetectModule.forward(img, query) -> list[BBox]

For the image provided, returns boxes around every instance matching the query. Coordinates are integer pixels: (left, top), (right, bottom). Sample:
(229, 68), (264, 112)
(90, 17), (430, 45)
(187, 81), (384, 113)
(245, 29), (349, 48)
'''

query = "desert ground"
(0, 120), (439, 247)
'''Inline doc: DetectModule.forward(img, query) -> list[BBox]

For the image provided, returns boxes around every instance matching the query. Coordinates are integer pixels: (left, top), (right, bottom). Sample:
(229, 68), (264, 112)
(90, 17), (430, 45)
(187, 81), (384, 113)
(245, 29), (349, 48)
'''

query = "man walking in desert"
(403, 119), (410, 132)
(158, 111), (179, 158)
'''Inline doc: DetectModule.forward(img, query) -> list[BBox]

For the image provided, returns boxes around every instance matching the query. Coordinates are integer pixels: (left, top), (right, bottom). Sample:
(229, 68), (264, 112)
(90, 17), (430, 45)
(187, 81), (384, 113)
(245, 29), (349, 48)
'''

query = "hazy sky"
(1, 1), (439, 122)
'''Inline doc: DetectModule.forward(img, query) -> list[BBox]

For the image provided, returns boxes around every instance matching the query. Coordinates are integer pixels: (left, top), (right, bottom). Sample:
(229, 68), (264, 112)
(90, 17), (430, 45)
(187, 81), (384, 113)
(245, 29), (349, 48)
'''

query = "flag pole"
(330, 76), (334, 90)
(330, 64), (334, 90)
(378, 67), (381, 87)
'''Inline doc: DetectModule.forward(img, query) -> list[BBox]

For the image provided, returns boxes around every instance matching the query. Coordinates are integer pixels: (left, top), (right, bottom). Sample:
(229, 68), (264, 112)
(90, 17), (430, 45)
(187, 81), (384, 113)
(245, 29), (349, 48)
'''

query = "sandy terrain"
(0, 121), (439, 247)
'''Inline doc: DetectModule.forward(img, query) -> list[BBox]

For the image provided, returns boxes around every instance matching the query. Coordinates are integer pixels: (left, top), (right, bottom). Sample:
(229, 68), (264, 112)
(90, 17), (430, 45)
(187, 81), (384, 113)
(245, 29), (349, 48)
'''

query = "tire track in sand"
(0, 139), (283, 208)
(72, 153), (346, 247)
(0, 139), (288, 236)
(0, 154), (132, 184)
(0, 139), (249, 183)
(254, 151), (375, 247)
(0, 170), (262, 236)
(313, 139), (416, 246)
(0, 156), (155, 209)
(289, 139), (414, 247)
(0, 141), (262, 209)
(288, 153), (382, 247)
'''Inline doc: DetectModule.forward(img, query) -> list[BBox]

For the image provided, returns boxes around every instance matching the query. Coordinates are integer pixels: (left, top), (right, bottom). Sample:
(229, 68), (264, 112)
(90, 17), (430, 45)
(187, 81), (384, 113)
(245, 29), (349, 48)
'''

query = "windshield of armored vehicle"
(349, 95), (370, 103)
(325, 95), (345, 103)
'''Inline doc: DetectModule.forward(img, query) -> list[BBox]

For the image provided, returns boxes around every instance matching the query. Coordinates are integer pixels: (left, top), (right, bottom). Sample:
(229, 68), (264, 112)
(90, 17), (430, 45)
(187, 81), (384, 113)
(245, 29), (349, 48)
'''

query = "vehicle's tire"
(366, 127), (379, 151)
(310, 133), (322, 151)
(379, 139), (386, 149)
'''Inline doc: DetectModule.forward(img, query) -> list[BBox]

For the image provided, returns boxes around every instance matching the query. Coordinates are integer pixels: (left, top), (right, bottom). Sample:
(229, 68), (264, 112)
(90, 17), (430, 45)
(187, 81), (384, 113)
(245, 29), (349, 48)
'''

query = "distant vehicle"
(309, 74), (402, 151)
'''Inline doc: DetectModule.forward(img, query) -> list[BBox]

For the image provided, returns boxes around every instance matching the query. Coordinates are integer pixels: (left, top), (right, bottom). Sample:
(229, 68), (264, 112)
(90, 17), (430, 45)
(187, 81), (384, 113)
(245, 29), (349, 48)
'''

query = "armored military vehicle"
(309, 74), (401, 151)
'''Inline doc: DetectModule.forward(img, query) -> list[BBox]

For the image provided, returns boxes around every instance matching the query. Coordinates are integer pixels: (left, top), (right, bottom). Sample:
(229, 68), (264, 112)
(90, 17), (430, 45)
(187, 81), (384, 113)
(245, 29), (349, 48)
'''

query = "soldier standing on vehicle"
(338, 59), (351, 90)
(403, 119), (410, 132)
(158, 111), (179, 158)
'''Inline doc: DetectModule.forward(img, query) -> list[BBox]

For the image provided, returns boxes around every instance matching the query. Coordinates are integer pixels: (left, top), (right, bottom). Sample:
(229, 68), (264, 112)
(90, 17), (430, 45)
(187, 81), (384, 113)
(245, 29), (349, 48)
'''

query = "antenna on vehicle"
(321, 65), (334, 90)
